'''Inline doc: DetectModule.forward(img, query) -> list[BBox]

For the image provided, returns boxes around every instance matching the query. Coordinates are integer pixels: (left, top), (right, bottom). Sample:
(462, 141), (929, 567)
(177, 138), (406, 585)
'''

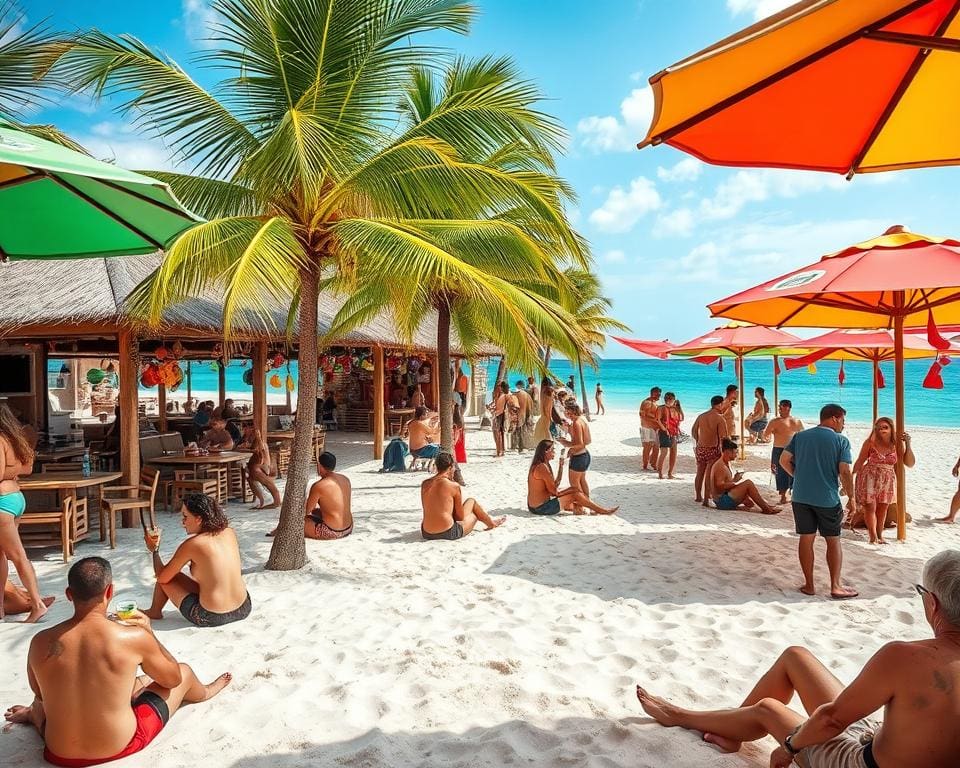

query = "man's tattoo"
(933, 670), (954, 693)
(46, 640), (64, 659)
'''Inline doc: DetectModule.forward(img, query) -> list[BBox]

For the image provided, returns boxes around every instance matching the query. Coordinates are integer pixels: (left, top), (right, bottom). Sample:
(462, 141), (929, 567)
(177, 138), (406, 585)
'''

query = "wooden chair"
(198, 466), (228, 503)
(19, 497), (75, 563)
(275, 445), (291, 478)
(312, 427), (326, 463)
(99, 468), (159, 549)
(72, 497), (89, 542)
(171, 470), (218, 510)
(227, 463), (250, 502)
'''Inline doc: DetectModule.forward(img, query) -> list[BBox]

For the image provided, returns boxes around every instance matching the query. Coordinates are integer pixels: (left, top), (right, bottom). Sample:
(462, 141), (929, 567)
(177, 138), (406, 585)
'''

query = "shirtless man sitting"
(636, 549), (960, 768)
(4, 557), (230, 767)
(407, 406), (440, 462)
(199, 417), (234, 450)
(303, 452), (353, 540)
(710, 439), (781, 515)
(420, 453), (505, 540)
(764, 399), (805, 504)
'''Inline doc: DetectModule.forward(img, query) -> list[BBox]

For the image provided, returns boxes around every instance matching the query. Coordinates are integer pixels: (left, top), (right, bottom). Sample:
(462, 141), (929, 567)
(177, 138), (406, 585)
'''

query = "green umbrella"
(0, 124), (200, 261)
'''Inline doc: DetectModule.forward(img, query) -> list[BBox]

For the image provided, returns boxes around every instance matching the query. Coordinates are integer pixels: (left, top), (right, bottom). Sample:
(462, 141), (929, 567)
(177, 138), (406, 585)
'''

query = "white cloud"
(182, 0), (218, 47)
(726, 0), (796, 20)
(588, 176), (661, 233)
(76, 122), (180, 172)
(577, 86), (653, 153)
(699, 169), (847, 221)
(654, 208), (695, 238)
(657, 158), (703, 183)
(604, 249), (626, 263)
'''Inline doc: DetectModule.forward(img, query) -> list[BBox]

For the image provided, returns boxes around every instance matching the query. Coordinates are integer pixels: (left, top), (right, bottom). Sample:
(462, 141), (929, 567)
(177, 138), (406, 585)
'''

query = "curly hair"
(181, 492), (229, 533)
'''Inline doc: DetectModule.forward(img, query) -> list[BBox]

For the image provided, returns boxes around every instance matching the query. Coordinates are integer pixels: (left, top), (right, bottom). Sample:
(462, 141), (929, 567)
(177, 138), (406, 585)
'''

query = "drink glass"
(147, 527), (161, 551)
(114, 600), (138, 622)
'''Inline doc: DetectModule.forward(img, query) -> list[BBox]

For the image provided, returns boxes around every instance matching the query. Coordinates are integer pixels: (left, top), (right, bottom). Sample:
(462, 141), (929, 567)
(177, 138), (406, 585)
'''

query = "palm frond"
(136, 171), (263, 219)
(0, 2), (61, 120)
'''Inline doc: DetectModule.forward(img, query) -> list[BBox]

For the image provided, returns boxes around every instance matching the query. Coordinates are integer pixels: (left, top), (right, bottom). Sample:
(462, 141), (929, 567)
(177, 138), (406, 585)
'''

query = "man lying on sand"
(421, 453), (505, 540)
(636, 549), (960, 768)
(303, 452), (353, 540)
(4, 557), (231, 767)
(527, 439), (618, 516)
(710, 439), (780, 515)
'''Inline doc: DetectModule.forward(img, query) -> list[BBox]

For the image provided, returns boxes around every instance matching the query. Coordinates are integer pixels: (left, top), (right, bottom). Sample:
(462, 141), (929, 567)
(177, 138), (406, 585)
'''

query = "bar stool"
(198, 465), (228, 504)
(171, 470), (218, 510)
(227, 463), (249, 503)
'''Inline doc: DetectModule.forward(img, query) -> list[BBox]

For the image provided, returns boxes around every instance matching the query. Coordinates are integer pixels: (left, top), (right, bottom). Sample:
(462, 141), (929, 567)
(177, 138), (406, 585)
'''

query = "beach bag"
(381, 437), (409, 472)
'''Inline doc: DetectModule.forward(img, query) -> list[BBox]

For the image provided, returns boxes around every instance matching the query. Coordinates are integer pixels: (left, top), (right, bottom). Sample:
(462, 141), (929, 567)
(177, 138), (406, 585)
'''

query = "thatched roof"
(0, 254), (497, 355)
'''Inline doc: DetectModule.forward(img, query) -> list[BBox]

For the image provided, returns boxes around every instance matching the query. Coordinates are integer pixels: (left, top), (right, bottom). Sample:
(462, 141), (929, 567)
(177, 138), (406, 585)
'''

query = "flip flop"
(831, 589), (859, 600)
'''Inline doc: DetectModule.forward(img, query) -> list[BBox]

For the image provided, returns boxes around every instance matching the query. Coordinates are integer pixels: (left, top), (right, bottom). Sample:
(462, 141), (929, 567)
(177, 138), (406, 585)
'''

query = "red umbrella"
(611, 337), (676, 359)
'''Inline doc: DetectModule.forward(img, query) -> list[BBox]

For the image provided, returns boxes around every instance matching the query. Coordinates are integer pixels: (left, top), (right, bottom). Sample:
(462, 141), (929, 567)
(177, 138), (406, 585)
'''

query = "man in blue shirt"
(780, 404), (858, 599)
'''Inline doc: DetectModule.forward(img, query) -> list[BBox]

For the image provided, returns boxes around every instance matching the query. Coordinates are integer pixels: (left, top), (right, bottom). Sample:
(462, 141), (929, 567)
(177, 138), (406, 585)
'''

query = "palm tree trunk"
(266, 264), (318, 571)
(493, 355), (506, 396)
(437, 302), (454, 454)
(577, 354), (592, 422)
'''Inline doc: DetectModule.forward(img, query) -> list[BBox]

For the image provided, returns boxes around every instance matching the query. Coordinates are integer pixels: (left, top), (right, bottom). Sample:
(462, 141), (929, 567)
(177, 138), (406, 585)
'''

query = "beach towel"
(381, 437), (409, 472)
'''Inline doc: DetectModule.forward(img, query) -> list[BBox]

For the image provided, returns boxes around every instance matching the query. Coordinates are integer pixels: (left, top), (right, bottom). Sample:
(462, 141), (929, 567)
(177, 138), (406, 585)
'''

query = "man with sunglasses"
(636, 549), (960, 767)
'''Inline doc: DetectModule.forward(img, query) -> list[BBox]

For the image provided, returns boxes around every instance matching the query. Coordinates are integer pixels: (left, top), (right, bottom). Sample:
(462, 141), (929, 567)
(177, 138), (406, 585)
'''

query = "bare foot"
(761, 505), (781, 515)
(202, 673), (233, 701)
(703, 733), (742, 753)
(24, 602), (48, 624)
(573, 507), (587, 515)
(4, 705), (33, 724)
(593, 506), (619, 516)
(798, 585), (816, 596)
(831, 587), (859, 600)
(694, 496), (703, 503)
(667, 474), (676, 480)
(936, 516), (956, 523)
(636, 685), (684, 727)
(262, 503), (280, 510)
(484, 517), (507, 530)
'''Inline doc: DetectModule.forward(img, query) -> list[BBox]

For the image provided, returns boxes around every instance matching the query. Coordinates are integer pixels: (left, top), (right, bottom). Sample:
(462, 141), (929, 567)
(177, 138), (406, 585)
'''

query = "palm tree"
(51, 0), (582, 569)
(324, 58), (588, 454)
(559, 269), (629, 420)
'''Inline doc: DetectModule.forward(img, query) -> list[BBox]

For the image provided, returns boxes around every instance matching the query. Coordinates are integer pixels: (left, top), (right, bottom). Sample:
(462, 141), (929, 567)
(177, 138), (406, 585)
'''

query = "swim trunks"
(43, 691), (170, 767)
(568, 451), (591, 472)
(771, 447), (793, 494)
(421, 522), (464, 541)
(179, 592), (252, 628)
(694, 445), (721, 469)
(529, 497), (561, 515)
(640, 427), (657, 443)
(792, 501), (843, 538)
(411, 444), (440, 459)
(657, 430), (676, 449)
(796, 718), (879, 768)
(714, 492), (738, 511)
(308, 513), (353, 540)
(0, 491), (26, 518)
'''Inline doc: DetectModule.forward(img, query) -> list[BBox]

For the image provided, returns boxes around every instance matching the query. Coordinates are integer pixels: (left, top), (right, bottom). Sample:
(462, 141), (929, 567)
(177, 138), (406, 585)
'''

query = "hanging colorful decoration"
(285, 372), (295, 392)
(875, 366), (886, 390)
(171, 340), (185, 359)
(838, 359), (845, 387)
(807, 364), (817, 374)
(926, 310), (952, 352)
(269, 372), (282, 388)
(242, 368), (254, 386)
(86, 368), (106, 385)
(922, 355), (953, 390)
(154, 345), (170, 361)
(271, 352), (286, 369)
(140, 362), (161, 388)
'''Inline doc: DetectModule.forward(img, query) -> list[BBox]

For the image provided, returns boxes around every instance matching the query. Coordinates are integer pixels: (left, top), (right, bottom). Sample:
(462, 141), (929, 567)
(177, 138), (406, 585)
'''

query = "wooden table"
(20, 471), (123, 541)
(386, 408), (415, 435)
(35, 447), (87, 463)
(150, 452), (250, 500)
(266, 430), (296, 443)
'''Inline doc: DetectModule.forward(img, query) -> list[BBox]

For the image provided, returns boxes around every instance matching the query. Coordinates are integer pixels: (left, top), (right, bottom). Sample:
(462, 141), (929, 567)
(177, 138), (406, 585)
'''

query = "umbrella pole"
(773, 355), (779, 408)
(186, 360), (192, 405)
(738, 353), (745, 459)
(894, 303), (907, 541)
(872, 357), (879, 425)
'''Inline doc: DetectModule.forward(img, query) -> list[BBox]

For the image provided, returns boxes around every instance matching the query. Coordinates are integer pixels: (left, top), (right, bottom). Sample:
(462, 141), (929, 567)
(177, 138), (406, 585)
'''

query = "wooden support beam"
(118, 330), (140, 528)
(253, 341), (268, 439)
(373, 345), (384, 459)
(431, 353), (440, 411)
(158, 383), (167, 432)
(218, 360), (226, 408)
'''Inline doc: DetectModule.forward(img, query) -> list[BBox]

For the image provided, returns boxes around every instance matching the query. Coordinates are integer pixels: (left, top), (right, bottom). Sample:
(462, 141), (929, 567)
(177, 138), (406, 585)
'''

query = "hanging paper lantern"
(158, 360), (181, 387)
(269, 373), (282, 388)
(169, 362), (184, 392)
(923, 359), (945, 390)
(140, 363), (161, 388)
(86, 368), (106, 386)
(171, 340), (185, 359)
(285, 373), (295, 392)
(155, 346), (170, 361)
(272, 353), (286, 369)
(242, 368), (254, 386)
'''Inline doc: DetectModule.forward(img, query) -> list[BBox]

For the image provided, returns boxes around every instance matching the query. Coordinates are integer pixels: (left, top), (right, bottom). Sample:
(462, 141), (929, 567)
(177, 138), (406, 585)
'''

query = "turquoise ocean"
(142, 357), (960, 428)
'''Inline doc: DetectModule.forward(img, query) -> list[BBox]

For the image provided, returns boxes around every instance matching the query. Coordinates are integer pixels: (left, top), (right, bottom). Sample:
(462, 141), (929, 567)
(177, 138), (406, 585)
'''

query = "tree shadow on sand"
(484, 530), (925, 606)
(223, 716), (769, 768)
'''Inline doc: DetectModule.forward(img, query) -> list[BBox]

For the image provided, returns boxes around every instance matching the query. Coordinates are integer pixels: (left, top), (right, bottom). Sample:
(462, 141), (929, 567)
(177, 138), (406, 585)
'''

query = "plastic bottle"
(82, 449), (91, 478)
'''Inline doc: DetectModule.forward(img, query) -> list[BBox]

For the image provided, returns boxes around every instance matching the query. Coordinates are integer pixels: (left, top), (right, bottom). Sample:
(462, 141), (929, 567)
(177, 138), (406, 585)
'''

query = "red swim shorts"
(694, 445), (722, 469)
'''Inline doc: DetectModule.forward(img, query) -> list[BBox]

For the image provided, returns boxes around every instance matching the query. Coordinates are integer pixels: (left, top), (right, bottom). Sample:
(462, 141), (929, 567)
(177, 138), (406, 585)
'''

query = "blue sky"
(21, 0), (960, 355)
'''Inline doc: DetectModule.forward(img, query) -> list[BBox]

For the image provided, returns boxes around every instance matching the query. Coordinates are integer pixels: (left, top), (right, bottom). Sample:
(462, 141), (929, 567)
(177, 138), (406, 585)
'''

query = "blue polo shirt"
(785, 425), (852, 508)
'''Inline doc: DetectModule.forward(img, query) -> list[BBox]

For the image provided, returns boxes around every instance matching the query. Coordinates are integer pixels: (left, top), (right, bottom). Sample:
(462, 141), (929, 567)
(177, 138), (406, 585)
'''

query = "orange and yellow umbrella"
(640, 0), (960, 176)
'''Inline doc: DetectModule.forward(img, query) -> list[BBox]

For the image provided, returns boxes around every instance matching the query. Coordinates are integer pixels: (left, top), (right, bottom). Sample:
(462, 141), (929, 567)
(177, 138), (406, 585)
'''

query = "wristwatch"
(783, 727), (801, 756)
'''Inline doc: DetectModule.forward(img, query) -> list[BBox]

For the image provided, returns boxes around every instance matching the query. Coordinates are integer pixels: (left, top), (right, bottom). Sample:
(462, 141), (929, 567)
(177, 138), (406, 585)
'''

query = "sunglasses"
(915, 584), (933, 599)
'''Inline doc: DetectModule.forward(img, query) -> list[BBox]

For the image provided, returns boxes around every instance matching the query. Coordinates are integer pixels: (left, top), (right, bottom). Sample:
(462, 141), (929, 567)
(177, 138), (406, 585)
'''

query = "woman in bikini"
(145, 493), (251, 627)
(746, 387), (771, 444)
(238, 426), (280, 510)
(533, 378), (555, 444)
(851, 416), (915, 544)
(0, 403), (48, 623)
(655, 392), (682, 480)
(527, 439), (618, 515)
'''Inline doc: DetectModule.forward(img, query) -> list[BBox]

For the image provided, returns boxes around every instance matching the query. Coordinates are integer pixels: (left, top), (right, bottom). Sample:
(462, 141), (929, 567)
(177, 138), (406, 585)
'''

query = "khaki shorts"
(640, 427), (658, 443)
(797, 719), (878, 768)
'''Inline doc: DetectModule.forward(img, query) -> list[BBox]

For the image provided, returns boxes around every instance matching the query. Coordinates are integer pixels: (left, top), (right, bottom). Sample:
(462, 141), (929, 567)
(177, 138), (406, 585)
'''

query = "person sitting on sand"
(745, 386), (770, 444)
(144, 493), (251, 627)
(763, 400), (804, 504)
(4, 556), (231, 767)
(421, 453), (505, 540)
(710, 439), (781, 515)
(691, 395), (729, 507)
(636, 549), (960, 768)
(408, 406), (441, 462)
(238, 426), (280, 510)
(851, 417), (915, 544)
(199, 417), (234, 451)
(303, 452), (353, 540)
(2, 580), (54, 620)
(527, 439), (618, 516)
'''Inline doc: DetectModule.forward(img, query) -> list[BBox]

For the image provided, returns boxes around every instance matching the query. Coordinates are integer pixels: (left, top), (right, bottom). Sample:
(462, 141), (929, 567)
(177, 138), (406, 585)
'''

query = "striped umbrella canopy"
(0, 124), (199, 261)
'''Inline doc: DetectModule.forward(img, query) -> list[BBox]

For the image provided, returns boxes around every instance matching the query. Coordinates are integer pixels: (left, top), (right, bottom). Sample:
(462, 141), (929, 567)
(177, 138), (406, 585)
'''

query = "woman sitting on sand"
(145, 493), (251, 627)
(850, 416), (915, 544)
(238, 426), (280, 510)
(746, 387), (770, 444)
(527, 439), (618, 516)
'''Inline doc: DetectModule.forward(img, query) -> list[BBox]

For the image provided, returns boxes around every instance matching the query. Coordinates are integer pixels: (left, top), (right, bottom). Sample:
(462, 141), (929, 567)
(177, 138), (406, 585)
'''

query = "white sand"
(2, 408), (959, 767)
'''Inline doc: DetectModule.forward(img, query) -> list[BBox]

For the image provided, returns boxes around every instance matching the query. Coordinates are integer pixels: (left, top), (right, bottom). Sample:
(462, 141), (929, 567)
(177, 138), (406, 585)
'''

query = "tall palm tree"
(51, 0), (581, 569)
(324, 58), (588, 454)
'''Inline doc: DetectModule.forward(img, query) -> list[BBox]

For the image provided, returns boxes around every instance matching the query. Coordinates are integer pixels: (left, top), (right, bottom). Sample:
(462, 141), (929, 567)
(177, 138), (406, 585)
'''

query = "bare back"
(695, 410), (727, 450)
(306, 472), (352, 531)
(175, 529), (247, 612)
(421, 474), (459, 534)
(407, 419), (435, 452)
(527, 463), (557, 508)
(28, 616), (165, 759)
(568, 417), (591, 455)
